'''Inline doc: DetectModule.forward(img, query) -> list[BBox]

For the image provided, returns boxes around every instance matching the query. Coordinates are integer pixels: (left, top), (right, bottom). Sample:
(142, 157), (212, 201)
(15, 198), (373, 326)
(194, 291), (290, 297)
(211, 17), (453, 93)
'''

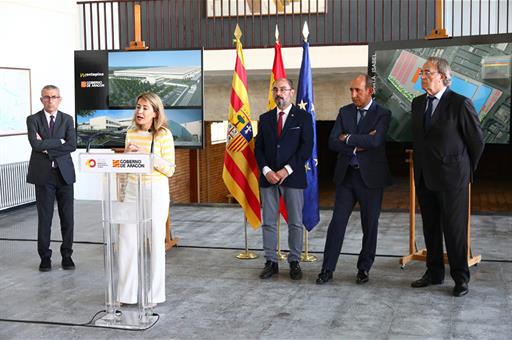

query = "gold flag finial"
(275, 24), (279, 42)
(302, 21), (309, 42)
(234, 24), (242, 40)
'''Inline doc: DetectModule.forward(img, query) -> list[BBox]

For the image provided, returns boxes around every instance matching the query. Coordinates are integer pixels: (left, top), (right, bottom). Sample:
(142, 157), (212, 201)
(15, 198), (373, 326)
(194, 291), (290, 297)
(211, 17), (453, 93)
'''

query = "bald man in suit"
(316, 74), (392, 285)
(255, 78), (314, 280)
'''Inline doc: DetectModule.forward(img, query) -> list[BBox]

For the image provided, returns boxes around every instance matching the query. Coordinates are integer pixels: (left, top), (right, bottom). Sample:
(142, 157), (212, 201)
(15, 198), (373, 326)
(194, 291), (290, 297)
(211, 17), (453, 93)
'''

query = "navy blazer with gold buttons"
(255, 104), (314, 189)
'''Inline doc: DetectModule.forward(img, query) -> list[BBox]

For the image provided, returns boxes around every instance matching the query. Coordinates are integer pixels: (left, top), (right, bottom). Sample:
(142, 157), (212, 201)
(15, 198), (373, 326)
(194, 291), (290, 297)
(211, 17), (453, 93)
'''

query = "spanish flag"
(267, 25), (287, 111)
(222, 24), (261, 229)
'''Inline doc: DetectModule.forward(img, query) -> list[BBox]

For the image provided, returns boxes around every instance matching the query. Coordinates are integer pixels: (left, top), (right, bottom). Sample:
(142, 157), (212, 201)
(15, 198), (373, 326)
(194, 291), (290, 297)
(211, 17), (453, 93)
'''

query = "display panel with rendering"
(74, 49), (203, 148)
(369, 34), (511, 144)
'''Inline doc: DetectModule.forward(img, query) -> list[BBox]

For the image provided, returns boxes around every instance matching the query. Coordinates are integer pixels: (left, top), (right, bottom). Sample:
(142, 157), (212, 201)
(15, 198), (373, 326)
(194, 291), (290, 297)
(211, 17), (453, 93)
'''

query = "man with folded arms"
(316, 74), (392, 285)
(26, 85), (76, 272)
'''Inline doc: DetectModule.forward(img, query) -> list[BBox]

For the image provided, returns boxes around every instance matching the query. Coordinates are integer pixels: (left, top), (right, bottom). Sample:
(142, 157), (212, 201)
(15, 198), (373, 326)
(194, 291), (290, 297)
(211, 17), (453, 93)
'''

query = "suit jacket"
(26, 110), (77, 185)
(255, 105), (314, 188)
(411, 88), (484, 191)
(329, 101), (392, 188)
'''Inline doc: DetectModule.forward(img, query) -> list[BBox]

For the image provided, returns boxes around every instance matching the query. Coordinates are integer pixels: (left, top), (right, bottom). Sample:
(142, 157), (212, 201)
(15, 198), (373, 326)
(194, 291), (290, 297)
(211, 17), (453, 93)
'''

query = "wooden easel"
(399, 150), (481, 268)
(126, 2), (148, 51)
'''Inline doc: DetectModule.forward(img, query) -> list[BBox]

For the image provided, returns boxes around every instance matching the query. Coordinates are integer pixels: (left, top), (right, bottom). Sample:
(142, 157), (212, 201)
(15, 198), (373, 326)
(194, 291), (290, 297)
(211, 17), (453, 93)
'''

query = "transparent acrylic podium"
(79, 152), (158, 329)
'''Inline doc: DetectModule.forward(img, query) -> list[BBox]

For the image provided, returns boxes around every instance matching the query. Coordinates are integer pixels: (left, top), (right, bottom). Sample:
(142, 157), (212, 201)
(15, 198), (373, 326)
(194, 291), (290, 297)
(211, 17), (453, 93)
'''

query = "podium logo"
(113, 160), (121, 168)
(85, 159), (97, 168)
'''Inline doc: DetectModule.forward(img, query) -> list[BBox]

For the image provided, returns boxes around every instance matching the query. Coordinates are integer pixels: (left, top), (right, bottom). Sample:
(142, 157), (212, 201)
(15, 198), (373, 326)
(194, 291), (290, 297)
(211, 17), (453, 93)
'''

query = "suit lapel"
(430, 88), (450, 128)
(38, 111), (51, 138)
(269, 108), (278, 140)
(417, 94), (428, 135)
(357, 101), (375, 132)
(53, 111), (63, 136)
(343, 105), (358, 134)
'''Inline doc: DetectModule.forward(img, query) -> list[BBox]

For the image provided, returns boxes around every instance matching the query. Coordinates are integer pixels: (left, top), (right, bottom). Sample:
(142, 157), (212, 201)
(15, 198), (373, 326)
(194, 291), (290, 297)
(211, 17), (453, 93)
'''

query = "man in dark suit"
(316, 74), (392, 285)
(255, 78), (314, 280)
(410, 57), (484, 297)
(26, 85), (76, 272)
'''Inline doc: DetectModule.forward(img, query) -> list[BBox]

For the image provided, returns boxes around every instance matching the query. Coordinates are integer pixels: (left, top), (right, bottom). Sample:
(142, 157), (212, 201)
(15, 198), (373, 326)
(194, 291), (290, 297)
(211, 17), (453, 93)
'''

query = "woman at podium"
(118, 92), (176, 305)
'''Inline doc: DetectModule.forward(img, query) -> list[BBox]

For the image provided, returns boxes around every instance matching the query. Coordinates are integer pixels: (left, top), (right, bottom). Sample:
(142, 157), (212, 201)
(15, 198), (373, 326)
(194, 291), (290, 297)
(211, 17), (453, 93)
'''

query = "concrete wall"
(203, 45), (367, 121)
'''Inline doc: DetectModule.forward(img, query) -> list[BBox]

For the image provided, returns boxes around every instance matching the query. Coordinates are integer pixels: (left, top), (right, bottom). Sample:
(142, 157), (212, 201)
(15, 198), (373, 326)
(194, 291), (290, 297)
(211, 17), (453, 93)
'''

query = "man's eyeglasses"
(419, 70), (438, 77)
(272, 87), (292, 93)
(41, 96), (61, 101)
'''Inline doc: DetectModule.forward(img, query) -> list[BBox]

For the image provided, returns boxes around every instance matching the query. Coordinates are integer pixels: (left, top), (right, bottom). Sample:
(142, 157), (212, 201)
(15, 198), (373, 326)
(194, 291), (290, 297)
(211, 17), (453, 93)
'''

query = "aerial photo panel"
(108, 50), (202, 108)
(370, 36), (511, 144)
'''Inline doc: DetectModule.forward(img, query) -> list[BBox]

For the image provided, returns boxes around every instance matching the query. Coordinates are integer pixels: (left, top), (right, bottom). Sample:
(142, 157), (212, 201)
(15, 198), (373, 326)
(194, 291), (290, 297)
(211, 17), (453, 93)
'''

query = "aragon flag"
(222, 24), (261, 229)
(267, 25), (288, 222)
(297, 22), (320, 231)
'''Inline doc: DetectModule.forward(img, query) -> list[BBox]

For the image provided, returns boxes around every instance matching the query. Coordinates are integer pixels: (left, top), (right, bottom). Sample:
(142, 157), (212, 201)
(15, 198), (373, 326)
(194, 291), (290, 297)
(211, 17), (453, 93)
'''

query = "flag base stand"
(235, 217), (259, 260)
(300, 253), (317, 262)
(277, 250), (288, 261)
(300, 229), (317, 262)
(236, 251), (259, 259)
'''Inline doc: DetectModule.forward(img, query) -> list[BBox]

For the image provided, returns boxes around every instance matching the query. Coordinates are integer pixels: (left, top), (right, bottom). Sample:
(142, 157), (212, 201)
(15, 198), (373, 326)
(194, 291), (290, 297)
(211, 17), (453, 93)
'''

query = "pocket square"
(290, 126), (301, 130)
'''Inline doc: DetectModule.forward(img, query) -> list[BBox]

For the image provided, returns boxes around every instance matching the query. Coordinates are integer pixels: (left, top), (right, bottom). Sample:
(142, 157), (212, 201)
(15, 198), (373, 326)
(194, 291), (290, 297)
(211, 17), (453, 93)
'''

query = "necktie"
(424, 96), (435, 131)
(49, 115), (55, 136)
(277, 111), (284, 137)
(357, 109), (366, 125)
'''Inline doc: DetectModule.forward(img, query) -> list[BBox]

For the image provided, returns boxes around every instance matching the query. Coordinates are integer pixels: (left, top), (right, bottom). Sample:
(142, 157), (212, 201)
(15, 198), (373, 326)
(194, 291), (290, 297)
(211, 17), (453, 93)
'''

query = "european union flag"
(296, 40), (319, 231)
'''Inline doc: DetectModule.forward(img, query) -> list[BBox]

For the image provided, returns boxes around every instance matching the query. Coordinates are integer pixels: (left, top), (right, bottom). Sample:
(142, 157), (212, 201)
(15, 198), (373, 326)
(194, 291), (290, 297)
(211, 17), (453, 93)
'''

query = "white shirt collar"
(358, 98), (373, 111)
(44, 110), (58, 118)
(44, 110), (57, 124)
(430, 86), (447, 100)
(277, 104), (292, 116)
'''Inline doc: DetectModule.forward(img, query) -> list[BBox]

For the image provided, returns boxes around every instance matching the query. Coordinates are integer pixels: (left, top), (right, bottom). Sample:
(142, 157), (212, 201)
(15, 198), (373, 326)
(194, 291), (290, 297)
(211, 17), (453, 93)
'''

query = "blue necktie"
(49, 115), (55, 136)
(357, 109), (366, 125)
(424, 96), (435, 131)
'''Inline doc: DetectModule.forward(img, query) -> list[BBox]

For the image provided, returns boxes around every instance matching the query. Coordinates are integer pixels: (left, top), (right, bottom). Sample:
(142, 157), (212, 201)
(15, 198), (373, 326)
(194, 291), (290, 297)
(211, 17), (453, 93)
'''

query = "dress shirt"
(346, 98), (373, 151)
(43, 110), (65, 167)
(426, 86), (447, 114)
(262, 104), (294, 177)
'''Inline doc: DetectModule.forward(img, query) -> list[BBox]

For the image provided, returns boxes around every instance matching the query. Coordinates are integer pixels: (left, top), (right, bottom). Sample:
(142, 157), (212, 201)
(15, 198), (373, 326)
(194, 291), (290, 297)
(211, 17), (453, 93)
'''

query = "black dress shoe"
(62, 257), (75, 270)
(411, 272), (444, 288)
(259, 261), (278, 279)
(356, 270), (369, 284)
(453, 282), (468, 297)
(289, 261), (302, 280)
(39, 258), (51, 272)
(316, 269), (333, 284)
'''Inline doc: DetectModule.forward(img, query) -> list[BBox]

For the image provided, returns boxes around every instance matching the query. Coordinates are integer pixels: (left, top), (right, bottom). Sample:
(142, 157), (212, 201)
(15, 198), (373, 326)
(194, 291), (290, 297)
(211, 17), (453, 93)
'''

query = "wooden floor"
(319, 177), (512, 214)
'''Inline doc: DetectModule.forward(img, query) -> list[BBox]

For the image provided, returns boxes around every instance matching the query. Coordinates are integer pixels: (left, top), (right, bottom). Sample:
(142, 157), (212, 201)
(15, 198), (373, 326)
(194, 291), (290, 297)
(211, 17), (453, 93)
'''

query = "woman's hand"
(126, 143), (139, 152)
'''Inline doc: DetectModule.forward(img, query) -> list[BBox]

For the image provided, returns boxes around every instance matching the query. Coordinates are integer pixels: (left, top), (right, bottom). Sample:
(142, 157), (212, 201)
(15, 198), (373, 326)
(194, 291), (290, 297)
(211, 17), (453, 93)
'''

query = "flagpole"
(301, 228), (317, 262)
(236, 216), (258, 259)
(298, 21), (319, 262)
(224, 24), (262, 259)
(276, 216), (287, 261)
